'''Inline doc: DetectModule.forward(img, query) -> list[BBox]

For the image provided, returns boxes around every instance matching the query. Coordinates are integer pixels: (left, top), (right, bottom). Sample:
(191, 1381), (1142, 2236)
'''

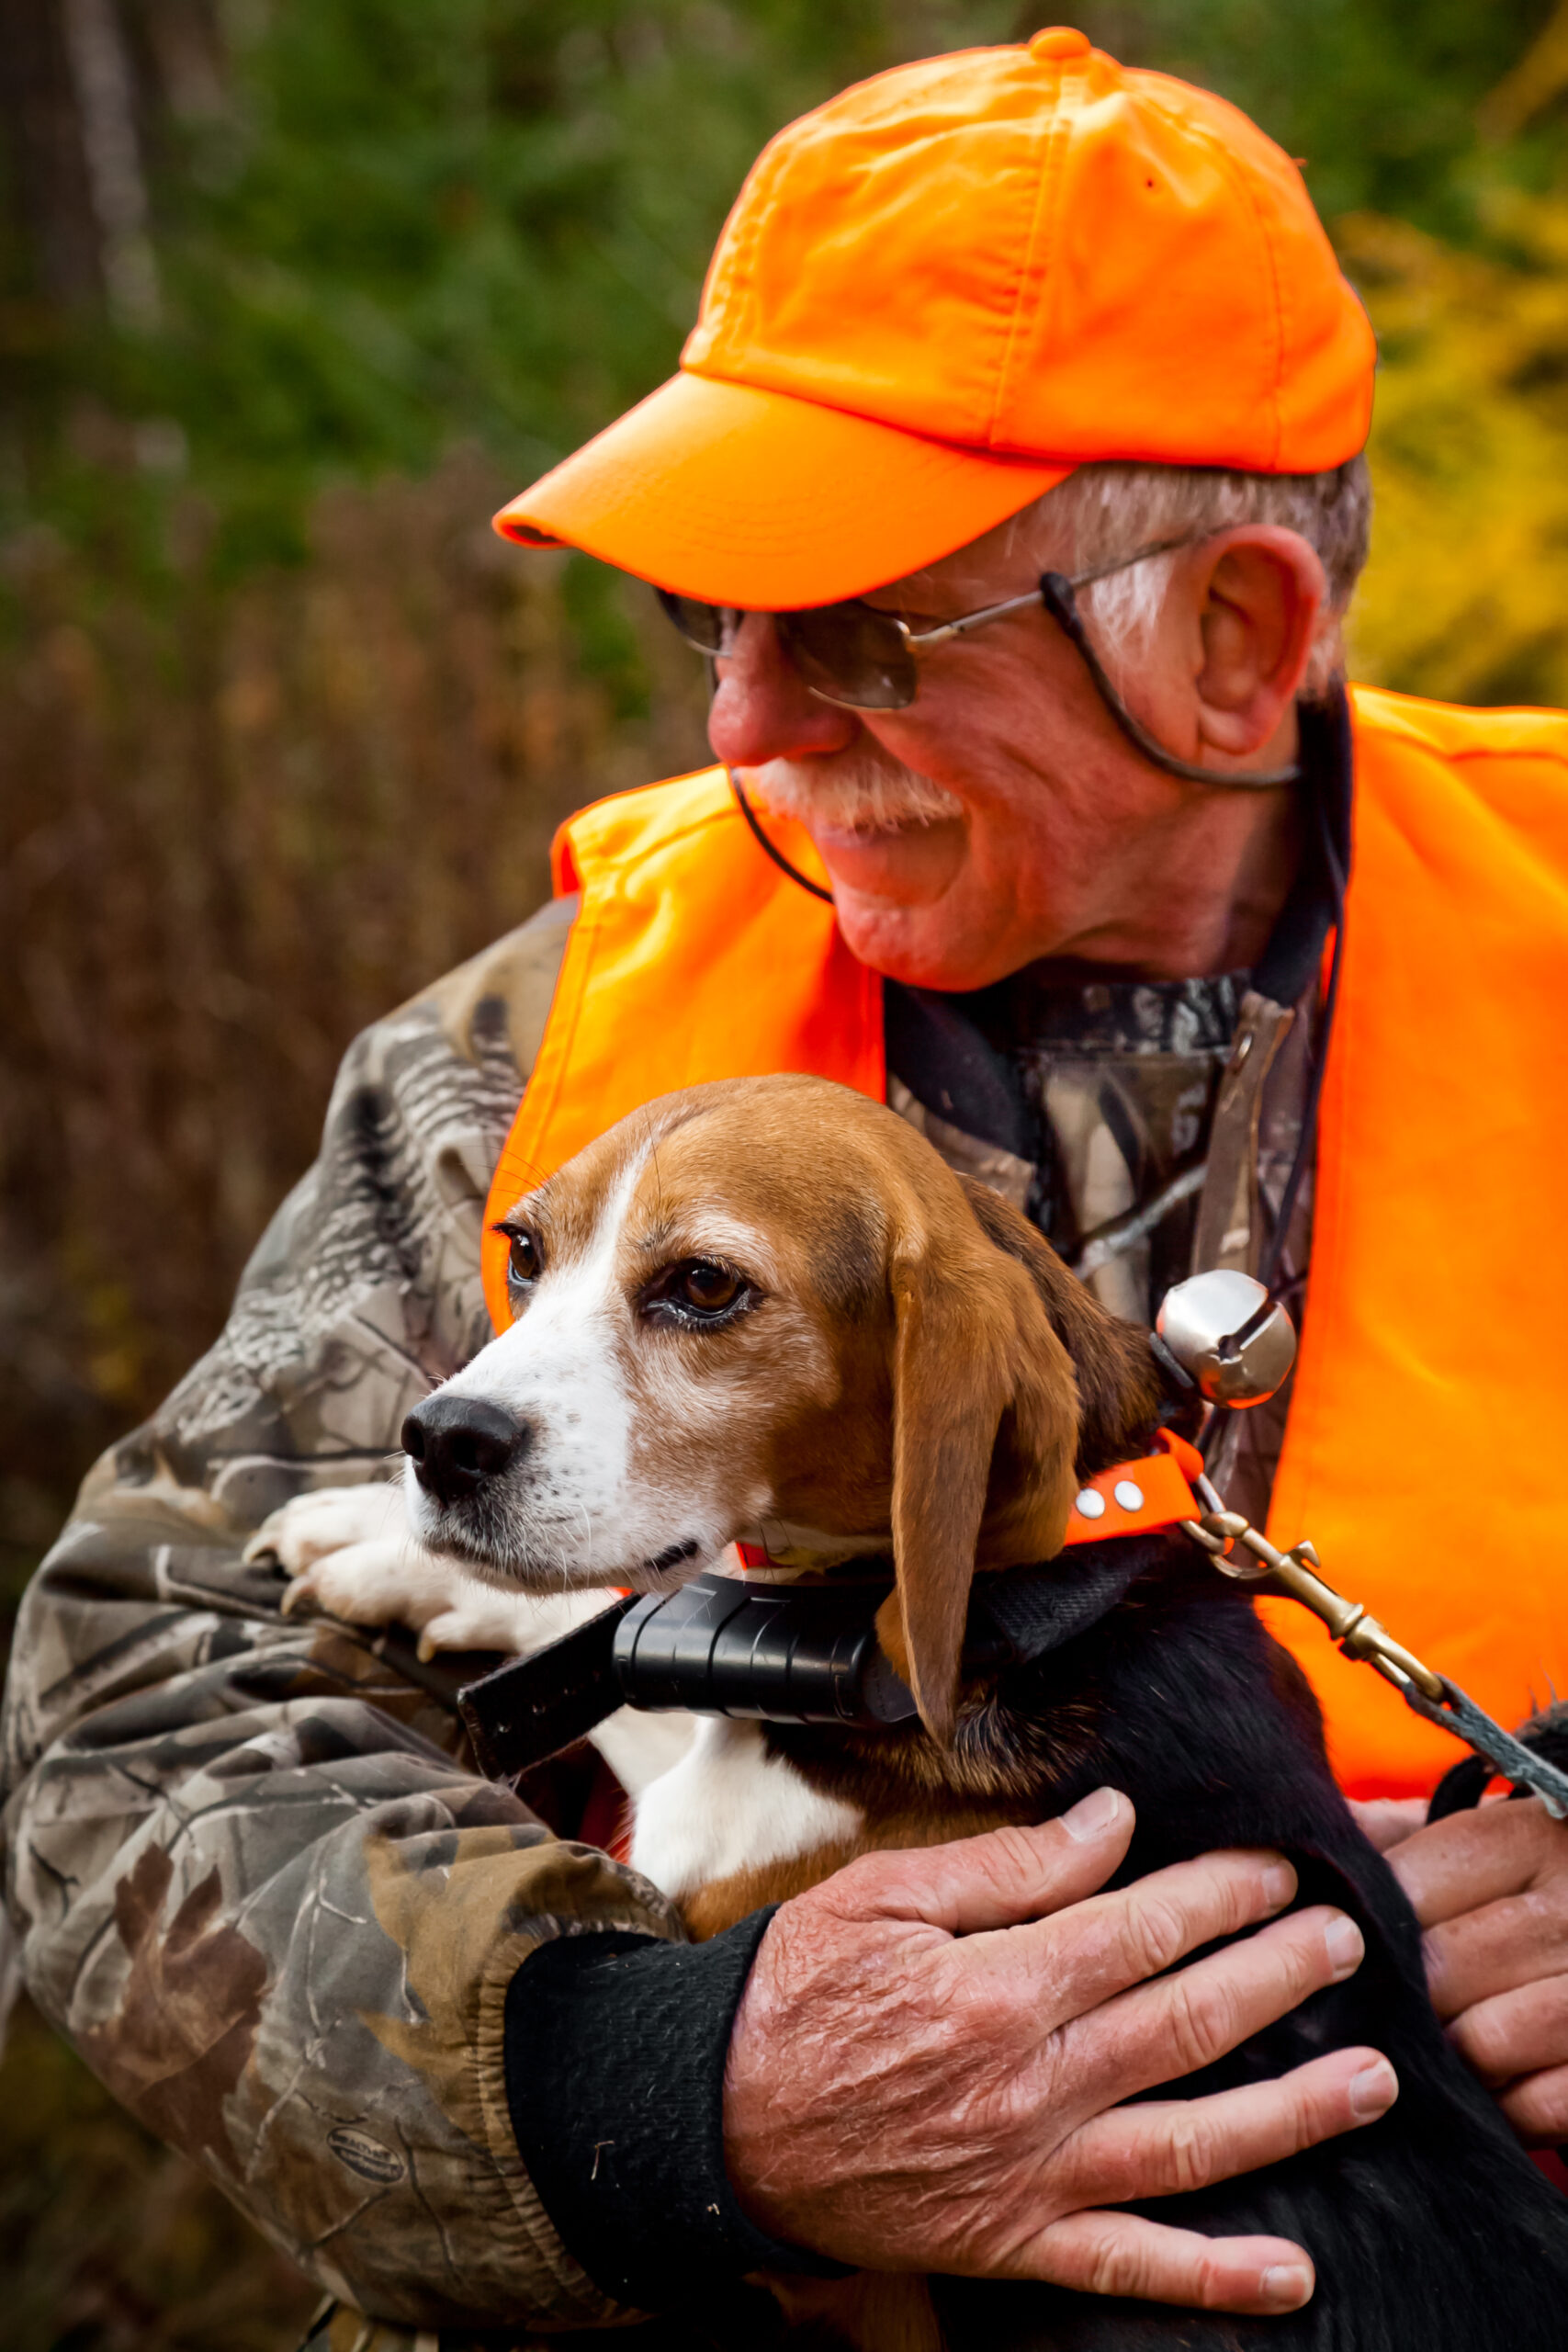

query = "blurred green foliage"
(1347, 192), (1568, 708)
(6, 0), (1566, 583)
(8, 3), (1028, 576)
(1081, 0), (1562, 225)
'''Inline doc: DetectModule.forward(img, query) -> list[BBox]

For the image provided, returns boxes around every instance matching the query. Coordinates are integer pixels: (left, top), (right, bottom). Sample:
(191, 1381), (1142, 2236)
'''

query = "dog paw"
(411, 1584), (614, 1661)
(246, 1483), (405, 1577)
(276, 1537), (434, 1630)
(249, 1484), (621, 1657)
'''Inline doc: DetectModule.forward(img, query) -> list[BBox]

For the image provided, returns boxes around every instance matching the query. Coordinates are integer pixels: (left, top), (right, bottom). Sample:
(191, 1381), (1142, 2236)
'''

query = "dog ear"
(874, 1199), (1081, 1745)
(956, 1175), (1165, 1473)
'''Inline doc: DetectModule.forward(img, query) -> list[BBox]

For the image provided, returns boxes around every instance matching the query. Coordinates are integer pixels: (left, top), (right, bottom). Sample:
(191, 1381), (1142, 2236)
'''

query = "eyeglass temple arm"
(1037, 571), (1300, 792)
(900, 587), (1046, 650)
(895, 532), (1202, 647)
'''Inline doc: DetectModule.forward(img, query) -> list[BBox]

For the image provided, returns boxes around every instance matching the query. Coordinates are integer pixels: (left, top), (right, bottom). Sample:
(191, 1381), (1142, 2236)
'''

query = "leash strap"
(1399, 1678), (1568, 1819)
(1181, 1489), (1568, 1818)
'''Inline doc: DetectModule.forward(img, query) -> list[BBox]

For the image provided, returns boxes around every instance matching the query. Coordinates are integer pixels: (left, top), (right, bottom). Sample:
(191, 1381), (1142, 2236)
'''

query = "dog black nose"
(401, 1395), (523, 1507)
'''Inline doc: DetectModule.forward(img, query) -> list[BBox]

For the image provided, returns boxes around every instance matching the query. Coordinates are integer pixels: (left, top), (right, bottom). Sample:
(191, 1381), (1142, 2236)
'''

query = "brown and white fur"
(256, 1074), (1568, 2352)
(257, 1070), (1161, 1917)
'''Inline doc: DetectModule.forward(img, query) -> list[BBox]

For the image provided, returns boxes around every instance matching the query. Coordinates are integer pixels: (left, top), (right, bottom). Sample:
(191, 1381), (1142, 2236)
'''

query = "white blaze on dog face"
(403, 1085), (888, 1593)
(401, 1070), (1100, 1713)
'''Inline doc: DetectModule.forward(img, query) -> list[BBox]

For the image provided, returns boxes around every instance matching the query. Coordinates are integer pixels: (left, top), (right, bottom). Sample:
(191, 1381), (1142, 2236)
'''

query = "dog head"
(404, 1074), (1162, 1738)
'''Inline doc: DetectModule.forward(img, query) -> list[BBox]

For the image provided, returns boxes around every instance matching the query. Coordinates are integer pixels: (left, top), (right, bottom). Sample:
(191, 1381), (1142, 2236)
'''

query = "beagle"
(260, 1074), (1568, 2352)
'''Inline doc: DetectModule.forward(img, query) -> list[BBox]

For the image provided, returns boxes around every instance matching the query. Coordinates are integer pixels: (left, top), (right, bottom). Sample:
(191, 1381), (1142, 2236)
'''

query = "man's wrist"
(503, 1912), (849, 2311)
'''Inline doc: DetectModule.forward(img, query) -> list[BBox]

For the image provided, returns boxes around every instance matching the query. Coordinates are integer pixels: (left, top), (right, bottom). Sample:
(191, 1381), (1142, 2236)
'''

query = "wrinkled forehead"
(513, 1104), (893, 1304)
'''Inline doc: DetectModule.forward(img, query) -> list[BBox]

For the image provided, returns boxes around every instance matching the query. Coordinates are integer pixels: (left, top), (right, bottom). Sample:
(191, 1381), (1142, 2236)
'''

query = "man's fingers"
(1497, 2059), (1568, 2144)
(1422, 1891), (1568, 2020)
(821, 1790), (1136, 1934)
(1348, 1795), (1427, 1854)
(1058, 1903), (1365, 2109)
(1006, 1849), (1302, 2028)
(1018, 2210), (1315, 2314)
(1444, 1973), (1568, 2086)
(1383, 1797), (1558, 1928)
(1060, 2046), (1398, 2208)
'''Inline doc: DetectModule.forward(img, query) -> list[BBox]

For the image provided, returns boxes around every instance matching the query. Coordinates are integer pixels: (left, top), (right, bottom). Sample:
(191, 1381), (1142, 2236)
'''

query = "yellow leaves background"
(1349, 190), (1568, 709)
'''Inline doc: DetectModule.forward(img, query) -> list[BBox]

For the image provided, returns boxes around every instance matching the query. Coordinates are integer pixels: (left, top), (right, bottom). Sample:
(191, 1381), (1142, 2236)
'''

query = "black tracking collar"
(458, 1548), (1153, 1781)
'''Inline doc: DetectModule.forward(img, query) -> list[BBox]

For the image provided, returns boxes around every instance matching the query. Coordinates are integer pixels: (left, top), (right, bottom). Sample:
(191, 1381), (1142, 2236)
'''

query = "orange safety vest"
(481, 687), (1568, 1800)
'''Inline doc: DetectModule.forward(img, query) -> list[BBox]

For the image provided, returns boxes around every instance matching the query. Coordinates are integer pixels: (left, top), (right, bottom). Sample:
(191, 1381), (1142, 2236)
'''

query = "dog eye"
(641, 1257), (756, 1327)
(679, 1261), (741, 1313)
(507, 1229), (541, 1284)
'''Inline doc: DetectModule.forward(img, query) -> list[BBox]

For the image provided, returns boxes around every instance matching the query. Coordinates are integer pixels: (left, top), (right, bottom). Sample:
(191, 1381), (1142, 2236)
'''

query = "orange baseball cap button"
(1028, 27), (1091, 60)
(496, 36), (1375, 609)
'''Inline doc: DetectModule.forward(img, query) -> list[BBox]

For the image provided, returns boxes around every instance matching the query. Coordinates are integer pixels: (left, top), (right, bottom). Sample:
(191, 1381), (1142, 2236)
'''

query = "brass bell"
(1156, 1271), (1297, 1408)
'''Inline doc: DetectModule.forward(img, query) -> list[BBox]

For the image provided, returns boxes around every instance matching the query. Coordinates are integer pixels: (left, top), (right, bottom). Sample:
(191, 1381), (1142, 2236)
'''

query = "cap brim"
(493, 370), (1072, 608)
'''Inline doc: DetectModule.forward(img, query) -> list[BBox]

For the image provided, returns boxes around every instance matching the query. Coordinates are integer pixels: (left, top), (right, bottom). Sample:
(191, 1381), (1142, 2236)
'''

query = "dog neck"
(733, 1430), (1207, 1587)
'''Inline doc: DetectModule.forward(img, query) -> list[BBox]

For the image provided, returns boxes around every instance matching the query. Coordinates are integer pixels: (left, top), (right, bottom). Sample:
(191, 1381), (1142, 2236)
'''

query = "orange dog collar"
(1062, 1430), (1205, 1548)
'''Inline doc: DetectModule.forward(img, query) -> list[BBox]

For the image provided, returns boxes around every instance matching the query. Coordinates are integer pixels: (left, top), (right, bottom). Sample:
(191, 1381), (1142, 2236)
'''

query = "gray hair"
(1001, 456), (1371, 701)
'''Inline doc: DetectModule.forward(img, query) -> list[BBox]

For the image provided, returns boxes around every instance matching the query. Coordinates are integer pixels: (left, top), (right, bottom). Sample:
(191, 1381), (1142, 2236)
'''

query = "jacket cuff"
(503, 1911), (850, 2310)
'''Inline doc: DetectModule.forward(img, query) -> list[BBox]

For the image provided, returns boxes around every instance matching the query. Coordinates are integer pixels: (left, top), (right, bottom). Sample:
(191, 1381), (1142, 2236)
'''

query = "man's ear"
(874, 1203), (1080, 1745)
(1188, 526), (1325, 761)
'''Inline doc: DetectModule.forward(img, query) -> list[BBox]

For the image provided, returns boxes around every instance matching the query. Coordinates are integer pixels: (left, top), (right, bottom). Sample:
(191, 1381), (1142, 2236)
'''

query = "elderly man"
(5, 29), (1568, 2352)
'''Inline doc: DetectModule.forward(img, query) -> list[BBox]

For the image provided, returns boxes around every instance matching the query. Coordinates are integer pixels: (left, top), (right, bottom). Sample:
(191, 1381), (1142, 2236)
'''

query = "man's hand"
(724, 1788), (1396, 2315)
(1377, 1794), (1568, 2143)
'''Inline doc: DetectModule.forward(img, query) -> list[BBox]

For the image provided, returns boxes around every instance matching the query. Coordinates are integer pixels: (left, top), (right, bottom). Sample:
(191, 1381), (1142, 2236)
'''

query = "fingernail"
(1259, 2264), (1312, 2311)
(1061, 1787), (1123, 1841)
(1349, 2059), (1397, 2119)
(1325, 1914), (1364, 1978)
(1262, 1860), (1295, 1910)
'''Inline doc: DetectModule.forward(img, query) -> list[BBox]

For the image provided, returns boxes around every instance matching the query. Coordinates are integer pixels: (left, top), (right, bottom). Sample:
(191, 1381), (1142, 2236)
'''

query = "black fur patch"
(766, 1538), (1568, 2350)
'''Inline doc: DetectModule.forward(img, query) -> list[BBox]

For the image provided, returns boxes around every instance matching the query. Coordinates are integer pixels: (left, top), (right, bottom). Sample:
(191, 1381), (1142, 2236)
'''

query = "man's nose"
(705, 612), (858, 770)
(402, 1395), (525, 1506)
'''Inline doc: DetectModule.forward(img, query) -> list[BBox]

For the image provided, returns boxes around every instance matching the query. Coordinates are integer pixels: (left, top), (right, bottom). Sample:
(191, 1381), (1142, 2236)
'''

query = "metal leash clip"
(1156, 1272), (1568, 1821)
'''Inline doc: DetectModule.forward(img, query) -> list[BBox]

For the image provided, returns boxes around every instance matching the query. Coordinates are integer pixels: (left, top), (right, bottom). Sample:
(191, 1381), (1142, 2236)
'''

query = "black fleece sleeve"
(504, 1911), (851, 2312)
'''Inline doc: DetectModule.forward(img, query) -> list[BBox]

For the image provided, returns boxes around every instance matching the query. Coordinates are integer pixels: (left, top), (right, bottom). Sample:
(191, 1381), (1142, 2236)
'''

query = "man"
(5, 28), (1568, 2350)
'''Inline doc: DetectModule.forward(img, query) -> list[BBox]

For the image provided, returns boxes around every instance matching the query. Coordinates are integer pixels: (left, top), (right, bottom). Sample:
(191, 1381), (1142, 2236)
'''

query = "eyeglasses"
(655, 536), (1203, 713)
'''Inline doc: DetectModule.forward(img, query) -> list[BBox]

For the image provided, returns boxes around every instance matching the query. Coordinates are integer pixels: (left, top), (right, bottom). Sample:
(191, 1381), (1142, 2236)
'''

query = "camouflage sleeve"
(0, 896), (684, 2335)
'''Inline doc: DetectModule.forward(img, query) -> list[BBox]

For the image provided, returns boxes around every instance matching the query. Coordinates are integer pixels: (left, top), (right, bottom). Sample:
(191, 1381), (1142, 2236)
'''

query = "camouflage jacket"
(0, 898), (694, 2341)
(0, 883), (1314, 2346)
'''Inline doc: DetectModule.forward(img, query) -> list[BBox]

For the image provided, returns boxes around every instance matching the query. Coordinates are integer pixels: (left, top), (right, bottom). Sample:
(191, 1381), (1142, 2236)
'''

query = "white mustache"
(748, 745), (963, 835)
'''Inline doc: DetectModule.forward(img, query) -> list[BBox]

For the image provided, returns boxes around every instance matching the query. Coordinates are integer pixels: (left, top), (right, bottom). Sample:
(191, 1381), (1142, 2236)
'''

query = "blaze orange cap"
(494, 28), (1376, 608)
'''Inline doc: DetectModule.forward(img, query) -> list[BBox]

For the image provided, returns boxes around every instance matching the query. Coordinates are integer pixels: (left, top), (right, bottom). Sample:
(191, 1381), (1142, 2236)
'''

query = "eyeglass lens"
(654, 588), (916, 710)
(656, 589), (731, 654)
(775, 606), (916, 709)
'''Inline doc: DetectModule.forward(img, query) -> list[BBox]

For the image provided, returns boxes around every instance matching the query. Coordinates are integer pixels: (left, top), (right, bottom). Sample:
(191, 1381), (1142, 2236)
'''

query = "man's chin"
(808, 814), (967, 909)
(824, 876), (991, 993)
